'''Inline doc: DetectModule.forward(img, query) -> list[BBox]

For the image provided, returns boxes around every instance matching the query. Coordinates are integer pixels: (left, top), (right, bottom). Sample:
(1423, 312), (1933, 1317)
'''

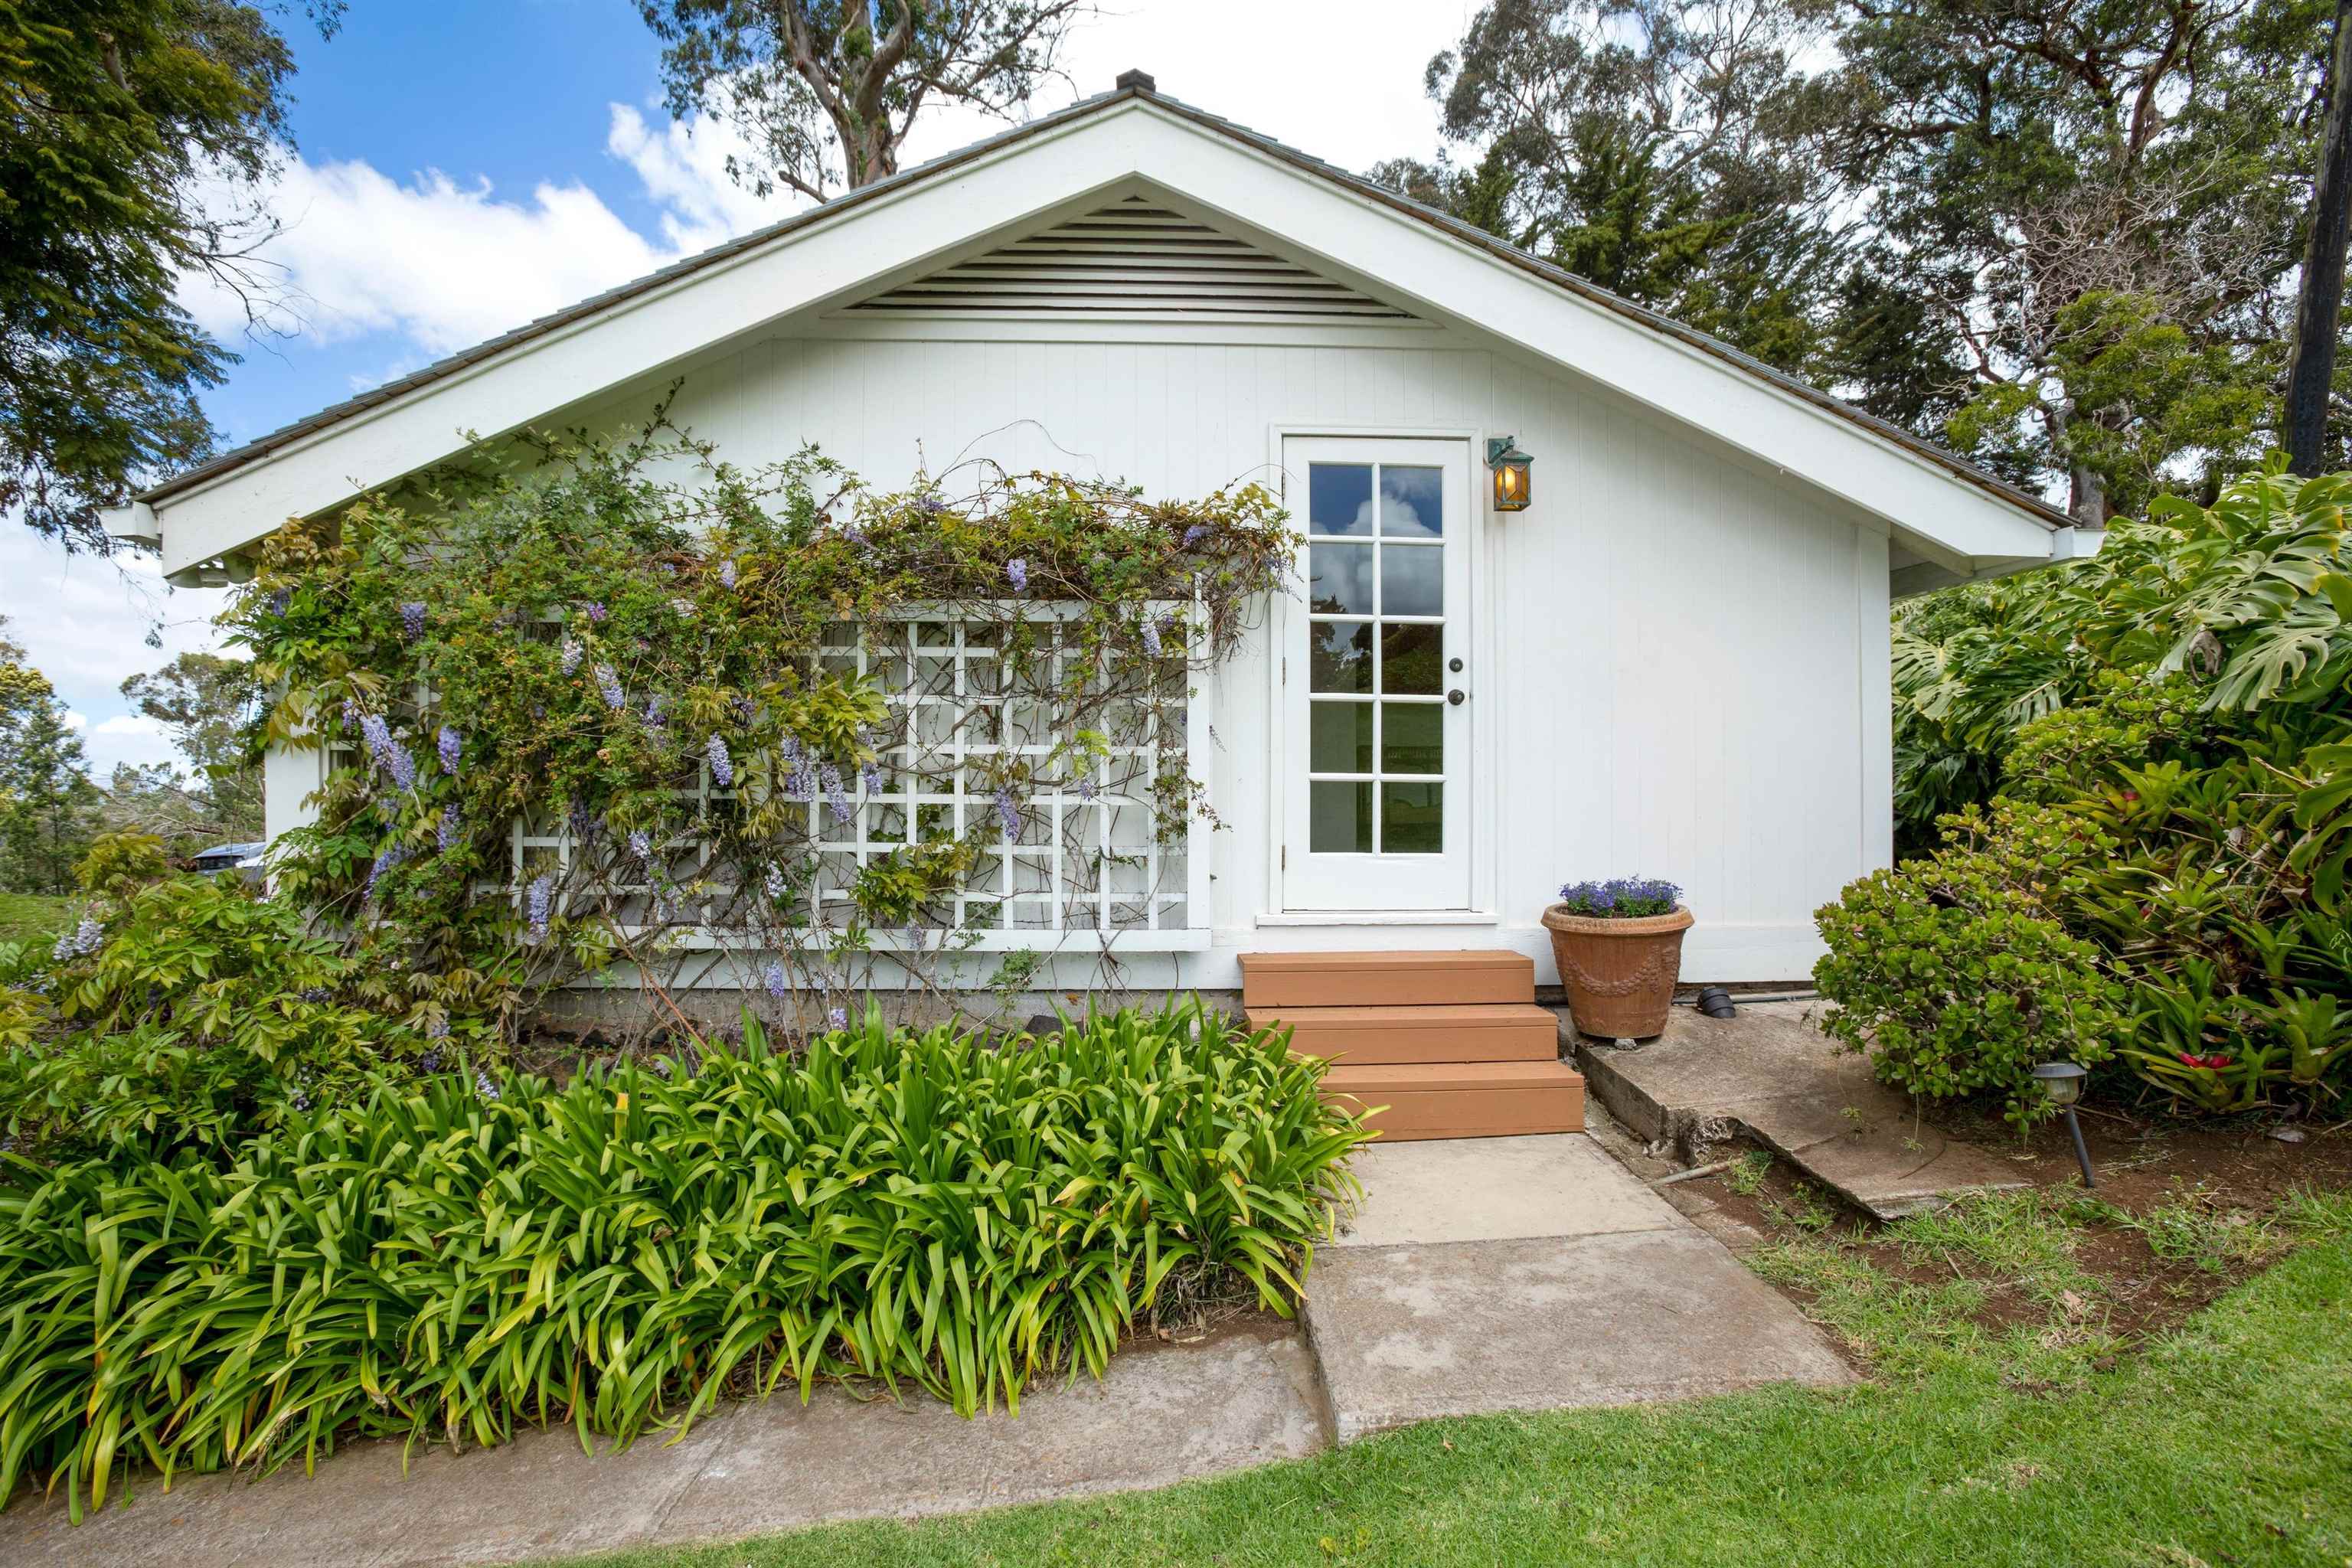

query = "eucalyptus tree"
(1371, 0), (1854, 378)
(639, 0), (1091, 204)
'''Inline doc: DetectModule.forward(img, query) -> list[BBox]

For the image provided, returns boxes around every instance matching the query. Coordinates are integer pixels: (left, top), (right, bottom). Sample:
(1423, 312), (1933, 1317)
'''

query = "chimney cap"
(1115, 69), (1156, 93)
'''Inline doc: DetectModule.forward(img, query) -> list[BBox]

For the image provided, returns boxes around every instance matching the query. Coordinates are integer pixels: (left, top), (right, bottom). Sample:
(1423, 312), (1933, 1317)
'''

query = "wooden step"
(1319, 1059), (1586, 1142)
(1240, 949), (1535, 1009)
(1246, 1003), (1559, 1065)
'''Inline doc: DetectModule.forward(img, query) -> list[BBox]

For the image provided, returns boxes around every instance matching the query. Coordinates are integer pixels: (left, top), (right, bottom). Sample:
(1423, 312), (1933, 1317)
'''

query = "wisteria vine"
(231, 410), (1294, 1040)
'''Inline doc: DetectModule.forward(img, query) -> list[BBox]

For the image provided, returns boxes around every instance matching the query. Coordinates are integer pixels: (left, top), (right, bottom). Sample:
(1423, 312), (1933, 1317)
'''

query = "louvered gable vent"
(848, 195), (1418, 321)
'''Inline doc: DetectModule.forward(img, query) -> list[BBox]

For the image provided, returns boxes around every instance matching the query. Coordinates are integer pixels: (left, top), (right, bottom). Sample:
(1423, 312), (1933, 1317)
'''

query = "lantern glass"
(1486, 437), (1533, 512)
(2031, 1061), (2086, 1106)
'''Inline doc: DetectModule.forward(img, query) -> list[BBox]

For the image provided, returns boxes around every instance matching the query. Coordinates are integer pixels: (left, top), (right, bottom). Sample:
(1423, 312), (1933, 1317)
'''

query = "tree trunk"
(2286, 0), (2352, 477)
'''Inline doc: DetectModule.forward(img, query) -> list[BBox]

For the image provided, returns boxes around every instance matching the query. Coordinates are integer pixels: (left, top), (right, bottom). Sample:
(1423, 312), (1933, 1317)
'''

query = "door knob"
(1447, 689), (1465, 705)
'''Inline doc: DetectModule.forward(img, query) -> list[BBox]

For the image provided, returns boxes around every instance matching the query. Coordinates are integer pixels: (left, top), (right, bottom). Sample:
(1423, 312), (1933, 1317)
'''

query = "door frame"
(1261, 424), (1501, 923)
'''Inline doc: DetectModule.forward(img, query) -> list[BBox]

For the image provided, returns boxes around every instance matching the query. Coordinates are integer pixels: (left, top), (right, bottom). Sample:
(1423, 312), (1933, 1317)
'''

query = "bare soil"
(1693, 1106), (2352, 1361)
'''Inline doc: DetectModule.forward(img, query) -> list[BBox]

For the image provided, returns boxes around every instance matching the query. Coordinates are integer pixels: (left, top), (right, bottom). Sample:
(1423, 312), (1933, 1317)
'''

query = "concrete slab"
(1333, 1133), (1686, 1249)
(1573, 1001), (2030, 1220)
(1303, 1231), (1854, 1442)
(0, 1322), (1324, 1568)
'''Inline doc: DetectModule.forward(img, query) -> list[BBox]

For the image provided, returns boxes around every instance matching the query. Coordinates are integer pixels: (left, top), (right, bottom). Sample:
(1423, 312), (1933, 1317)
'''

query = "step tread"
(1241, 949), (1535, 1008)
(1246, 1002), (1556, 1030)
(1321, 1060), (1585, 1093)
(1240, 949), (1530, 973)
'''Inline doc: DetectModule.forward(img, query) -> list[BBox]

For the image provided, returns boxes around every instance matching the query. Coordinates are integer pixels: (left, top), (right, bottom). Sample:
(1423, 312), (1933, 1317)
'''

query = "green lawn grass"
(0, 892), (67, 946)
(557, 1192), (2352, 1568)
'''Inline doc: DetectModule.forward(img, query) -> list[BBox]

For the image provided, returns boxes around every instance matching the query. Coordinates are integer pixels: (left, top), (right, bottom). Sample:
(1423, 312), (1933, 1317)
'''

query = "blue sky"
(4, 0), (1465, 782)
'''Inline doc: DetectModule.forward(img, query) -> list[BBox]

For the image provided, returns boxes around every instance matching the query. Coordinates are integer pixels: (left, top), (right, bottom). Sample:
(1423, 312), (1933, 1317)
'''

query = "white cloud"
(606, 102), (801, 256)
(60, 710), (87, 730)
(0, 528), (236, 778)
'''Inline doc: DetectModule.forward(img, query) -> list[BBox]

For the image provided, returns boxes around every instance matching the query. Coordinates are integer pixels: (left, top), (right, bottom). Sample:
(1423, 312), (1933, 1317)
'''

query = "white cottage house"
(109, 74), (2089, 1047)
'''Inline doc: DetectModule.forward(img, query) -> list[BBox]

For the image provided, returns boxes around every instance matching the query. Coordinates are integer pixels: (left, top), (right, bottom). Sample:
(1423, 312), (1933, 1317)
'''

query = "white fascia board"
(1113, 113), (2058, 563)
(150, 104), (1160, 573)
(102, 500), (161, 550)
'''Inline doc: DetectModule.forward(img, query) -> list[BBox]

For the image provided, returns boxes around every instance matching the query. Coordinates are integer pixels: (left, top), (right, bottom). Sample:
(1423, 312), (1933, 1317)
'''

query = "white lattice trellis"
(505, 604), (1210, 952)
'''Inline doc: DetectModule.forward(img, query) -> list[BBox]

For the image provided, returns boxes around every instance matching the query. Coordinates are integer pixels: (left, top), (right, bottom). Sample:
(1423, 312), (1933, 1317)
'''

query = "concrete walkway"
(0, 1132), (1851, 1564)
(1573, 1001), (2031, 1220)
(0, 1323), (1323, 1568)
(1304, 1135), (1851, 1442)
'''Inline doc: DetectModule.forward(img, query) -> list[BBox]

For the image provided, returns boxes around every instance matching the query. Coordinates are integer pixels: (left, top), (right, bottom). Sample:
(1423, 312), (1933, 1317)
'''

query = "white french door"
(1279, 437), (1475, 911)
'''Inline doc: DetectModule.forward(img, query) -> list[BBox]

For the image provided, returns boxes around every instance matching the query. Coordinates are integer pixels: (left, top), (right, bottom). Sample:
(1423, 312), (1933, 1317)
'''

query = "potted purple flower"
(1541, 877), (1690, 1039)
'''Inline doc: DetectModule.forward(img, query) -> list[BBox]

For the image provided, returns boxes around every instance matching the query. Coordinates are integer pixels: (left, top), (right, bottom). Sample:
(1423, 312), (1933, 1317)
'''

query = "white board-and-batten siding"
(590, 322), (1891, 987)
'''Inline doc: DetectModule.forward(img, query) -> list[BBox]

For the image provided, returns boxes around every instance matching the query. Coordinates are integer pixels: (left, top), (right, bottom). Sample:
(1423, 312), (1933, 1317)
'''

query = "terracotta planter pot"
(1541, 903), (1694, 1040)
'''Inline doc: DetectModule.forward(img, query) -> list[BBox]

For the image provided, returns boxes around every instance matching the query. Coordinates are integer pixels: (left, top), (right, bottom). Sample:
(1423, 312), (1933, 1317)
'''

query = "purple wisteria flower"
(54, 916), (103, 961)
(1076, 775), (1098, 802)
(436, 802), (462, 853)
(844, 523), (871, 548)
(644, 693), (668, 727)
(764, 861), (788, 902)
(1006, 557), (1028, 593)
(828, 1007), (848, 1029)
(763, 960), (789, 1004)
(718, 557), (737, 589)
(476, 1070), (501, 1102)
(917, 493), (946, 515)
(426, 1015), (449, 1040)
(1181, 524), (1207, 548)
(706, 733), (733, 786)
(595, 665), (626, 710)
(420, 1047), (443, 1074)
(583, 601), (609, 623)
(526, 874), (554, 937)
(437, 725), (462, 775)
(265, 586), (292, 616)
(1140, 613), (1164, 658)
(399, 601), (427, 640)
(993, 783), (1021, 840)
(560, 638), (583, 675)
(629, 828), (652, 862)
(360, 714), (418, 791)
(822, 763), (850, 823)
(860, 760), (883, 795)
(341, 696), (361, 733)
(368, 844), (407, 897)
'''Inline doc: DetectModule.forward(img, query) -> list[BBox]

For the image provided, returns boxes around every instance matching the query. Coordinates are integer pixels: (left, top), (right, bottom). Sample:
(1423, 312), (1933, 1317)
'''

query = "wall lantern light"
(2031, 1061), (2097, 1187)
(1486, 436), (1533, 512)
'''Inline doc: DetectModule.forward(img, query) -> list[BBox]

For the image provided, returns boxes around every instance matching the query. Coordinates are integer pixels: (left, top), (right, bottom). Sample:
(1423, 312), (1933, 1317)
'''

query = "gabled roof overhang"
(117, 85), (2074, 583)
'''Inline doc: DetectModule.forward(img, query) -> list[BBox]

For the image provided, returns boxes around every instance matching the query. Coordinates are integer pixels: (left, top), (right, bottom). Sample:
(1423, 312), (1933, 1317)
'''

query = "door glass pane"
(1380, 466), (1443, 537)
(1312, 701), (1374, 773)
(1309, 464), (1374, 536)
(1312, 781), (1374, 852)
(1380, 546), (1442, 617)
(1311, 622), (1375, 693)
(1382, 782), (1443, 852)
(1380, 622), (1442, 694)
(1308, 542), (1374, 615)
(1381, 702), (1442, 774)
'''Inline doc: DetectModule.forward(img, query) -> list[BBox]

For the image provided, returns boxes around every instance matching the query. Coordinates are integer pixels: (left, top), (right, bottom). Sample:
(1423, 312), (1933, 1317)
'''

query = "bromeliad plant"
(229, 405), (1294, 1039)
(0, 1002), (1369, 1519)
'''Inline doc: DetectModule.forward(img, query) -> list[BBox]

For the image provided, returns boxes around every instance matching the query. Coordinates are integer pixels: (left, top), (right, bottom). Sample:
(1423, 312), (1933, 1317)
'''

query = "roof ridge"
(142, 78), (2063, 531)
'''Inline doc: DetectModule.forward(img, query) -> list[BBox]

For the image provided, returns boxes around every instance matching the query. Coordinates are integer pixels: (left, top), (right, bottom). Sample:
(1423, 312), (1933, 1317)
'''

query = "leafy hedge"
(1824, 468), (2352, 1117)
(0, 1003), (1367, 1518)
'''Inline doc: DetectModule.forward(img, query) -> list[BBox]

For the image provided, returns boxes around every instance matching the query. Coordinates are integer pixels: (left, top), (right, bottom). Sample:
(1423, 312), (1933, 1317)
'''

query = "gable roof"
(123, 77), (2079, 580)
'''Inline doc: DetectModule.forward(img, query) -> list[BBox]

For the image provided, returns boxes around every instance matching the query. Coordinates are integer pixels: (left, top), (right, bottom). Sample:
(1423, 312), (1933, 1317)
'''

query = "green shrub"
(1814, 804), (2127, 1120)
(0, 1001), (1367, 1518)
(0, 869), (475, 1158)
